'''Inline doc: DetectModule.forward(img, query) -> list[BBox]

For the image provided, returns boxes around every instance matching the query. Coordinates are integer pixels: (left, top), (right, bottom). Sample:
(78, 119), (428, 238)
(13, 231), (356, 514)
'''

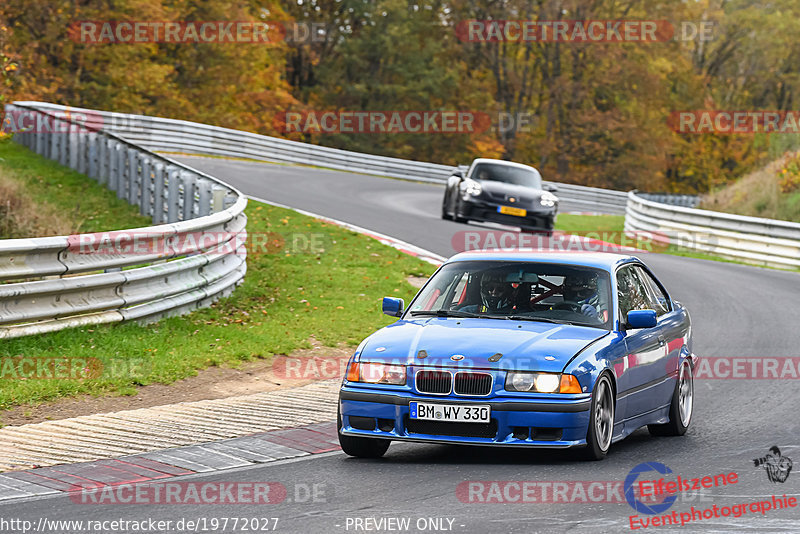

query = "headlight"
(510, 372), (536, 391)
(462, 179), (482, 196)
(345, 362), (406, 385)
(540, 191), (558, 207)
(505, 372), (581, 393)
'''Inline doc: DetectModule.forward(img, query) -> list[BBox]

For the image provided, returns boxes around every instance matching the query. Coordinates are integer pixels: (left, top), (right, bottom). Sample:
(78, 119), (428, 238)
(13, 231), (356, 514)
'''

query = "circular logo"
(450, 354), (465, 361)
(624, 462), (677, 515)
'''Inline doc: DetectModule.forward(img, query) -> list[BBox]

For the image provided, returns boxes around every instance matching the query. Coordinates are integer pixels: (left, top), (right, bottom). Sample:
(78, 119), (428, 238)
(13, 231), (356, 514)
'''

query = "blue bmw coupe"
(338, 252), (695, 460)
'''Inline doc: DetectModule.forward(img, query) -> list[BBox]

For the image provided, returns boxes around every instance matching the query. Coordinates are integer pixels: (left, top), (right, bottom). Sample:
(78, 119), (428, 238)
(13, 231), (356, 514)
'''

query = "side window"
(616, 266), (651, 319)
(635, 266), (670, 316)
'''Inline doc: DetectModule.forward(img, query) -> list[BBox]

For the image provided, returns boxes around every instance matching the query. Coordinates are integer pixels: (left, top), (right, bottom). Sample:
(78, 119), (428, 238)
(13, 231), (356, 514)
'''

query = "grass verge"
(0, 137), (151, 237)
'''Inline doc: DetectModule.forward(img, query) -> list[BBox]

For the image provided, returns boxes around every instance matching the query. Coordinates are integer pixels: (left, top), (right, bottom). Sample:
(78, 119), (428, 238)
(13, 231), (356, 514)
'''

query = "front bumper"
(339, 387), (591, 448)
(458, 198), (556, 231)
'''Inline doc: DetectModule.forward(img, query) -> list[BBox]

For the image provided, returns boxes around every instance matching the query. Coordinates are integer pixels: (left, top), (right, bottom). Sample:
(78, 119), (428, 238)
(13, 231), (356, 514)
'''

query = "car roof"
(470, 158), (540, 173)
(445, 251), (640, 271)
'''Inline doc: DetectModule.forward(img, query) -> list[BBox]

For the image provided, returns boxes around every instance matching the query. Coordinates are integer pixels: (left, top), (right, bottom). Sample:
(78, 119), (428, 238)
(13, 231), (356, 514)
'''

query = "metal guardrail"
(0, 103), (248, 338)
(625, 191), (800, 269)
(13, 102), (629, 215)
(637, 193), (701, 208)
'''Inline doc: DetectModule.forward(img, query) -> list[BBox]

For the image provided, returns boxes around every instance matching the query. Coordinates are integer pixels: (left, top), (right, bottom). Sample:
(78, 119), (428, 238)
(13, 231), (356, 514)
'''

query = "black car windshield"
(471, 163), (542, 189)
(406, 261), (612, 329)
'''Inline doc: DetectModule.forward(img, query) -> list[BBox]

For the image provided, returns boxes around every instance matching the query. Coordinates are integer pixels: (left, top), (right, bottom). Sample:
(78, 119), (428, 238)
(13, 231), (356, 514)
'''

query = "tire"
(648, 359), (693, 437)
(580, 374), (614, 461)
(337, 409), (390, 458)
(453, 197), (467, 223)
(441, 192), (453, 220)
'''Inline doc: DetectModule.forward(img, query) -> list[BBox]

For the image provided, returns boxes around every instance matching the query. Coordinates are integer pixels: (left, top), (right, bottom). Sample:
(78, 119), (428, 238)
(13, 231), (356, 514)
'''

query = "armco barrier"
(11, 102), (629, 215)
(625, 190), (800, 269)
(0, 103), (248, 339)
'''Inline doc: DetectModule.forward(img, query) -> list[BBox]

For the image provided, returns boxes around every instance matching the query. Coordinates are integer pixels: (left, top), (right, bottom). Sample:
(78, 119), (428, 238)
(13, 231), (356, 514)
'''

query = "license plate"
(409, 402), (490, 423)
(498, 205), (527, 217)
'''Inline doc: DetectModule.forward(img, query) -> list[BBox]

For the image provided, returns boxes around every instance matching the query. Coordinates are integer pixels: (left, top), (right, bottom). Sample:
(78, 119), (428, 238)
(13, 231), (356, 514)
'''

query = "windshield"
(471, 163), (542, 189)
(406, 261), (612, 329)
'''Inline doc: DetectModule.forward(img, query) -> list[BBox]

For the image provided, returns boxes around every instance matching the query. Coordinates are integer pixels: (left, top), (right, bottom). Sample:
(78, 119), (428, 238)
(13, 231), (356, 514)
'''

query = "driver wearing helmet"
(561, 272), (605, 320)
(460, 271), (516, 314)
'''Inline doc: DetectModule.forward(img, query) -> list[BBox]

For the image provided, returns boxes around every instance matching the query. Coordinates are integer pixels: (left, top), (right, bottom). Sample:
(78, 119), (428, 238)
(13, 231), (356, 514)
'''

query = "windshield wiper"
(409, 309), (482, 318)
(505, 315), (571, 324)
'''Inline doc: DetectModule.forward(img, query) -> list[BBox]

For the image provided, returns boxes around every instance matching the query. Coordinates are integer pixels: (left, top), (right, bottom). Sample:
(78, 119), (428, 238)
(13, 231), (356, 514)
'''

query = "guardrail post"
(139, 156), (152, 216)
(58, 119), (69, 167)
(197, 179), (212, 217)
(127, 149), (140, 205)
(212, 187), (226, 213)
(167, 165), (180, 223)
(120, 147), (134, 201)
(50, 120), (59, 162)
(68, 128), (79, 170)
(34, 129), (44, 156)
(87, 132), (98, 180)
(96, 134), (108, 185)
(153, 163), (166, 224)
(76, 129), (87, 175)
(108, 142), (120, 193)
(180, 170), (197, 221)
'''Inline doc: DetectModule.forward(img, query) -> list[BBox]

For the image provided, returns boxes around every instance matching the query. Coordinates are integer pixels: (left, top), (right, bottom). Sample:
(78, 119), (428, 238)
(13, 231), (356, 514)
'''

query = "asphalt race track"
(3, 156), (799, 533)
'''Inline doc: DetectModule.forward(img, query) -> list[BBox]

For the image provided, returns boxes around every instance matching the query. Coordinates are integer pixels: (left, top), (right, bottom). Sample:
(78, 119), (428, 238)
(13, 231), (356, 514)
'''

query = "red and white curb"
(0, 380), (340, 475)
(0, 421), (340, 502)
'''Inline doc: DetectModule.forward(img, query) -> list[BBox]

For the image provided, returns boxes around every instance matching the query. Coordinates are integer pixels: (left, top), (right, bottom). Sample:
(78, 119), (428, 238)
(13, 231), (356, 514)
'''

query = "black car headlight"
(540, 192), (558, 207)
(461, 179), (482, 196)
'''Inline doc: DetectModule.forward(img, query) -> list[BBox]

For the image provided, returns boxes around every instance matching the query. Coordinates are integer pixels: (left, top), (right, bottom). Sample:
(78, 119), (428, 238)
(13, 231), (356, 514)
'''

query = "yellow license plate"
(498, 205), (527, 217)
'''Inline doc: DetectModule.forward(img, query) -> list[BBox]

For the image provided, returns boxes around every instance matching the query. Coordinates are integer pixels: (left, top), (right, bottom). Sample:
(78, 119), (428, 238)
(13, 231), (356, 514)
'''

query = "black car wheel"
(441, 191), (453, 220)
(453, 196), (467, 223)
(337, 408), (390, 458)
(581, 373), (614, 461)
(648, 359), (693, 437)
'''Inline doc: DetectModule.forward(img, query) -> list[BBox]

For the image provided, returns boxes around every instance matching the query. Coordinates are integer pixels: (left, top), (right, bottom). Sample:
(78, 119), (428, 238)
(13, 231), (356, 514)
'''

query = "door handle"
(658, 335), (666, 347)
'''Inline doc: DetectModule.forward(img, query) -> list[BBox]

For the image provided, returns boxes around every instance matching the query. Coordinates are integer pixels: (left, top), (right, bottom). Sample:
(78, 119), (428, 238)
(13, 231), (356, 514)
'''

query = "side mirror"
(452, 170), (464, 180)
(544, 183), (558, 193)
(626, 309), (657, 329)
(382, 297), (404, 317)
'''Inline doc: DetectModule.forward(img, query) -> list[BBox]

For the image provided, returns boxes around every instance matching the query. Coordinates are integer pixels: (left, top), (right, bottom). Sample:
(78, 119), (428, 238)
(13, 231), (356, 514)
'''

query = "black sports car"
(441, 158), (559, 234)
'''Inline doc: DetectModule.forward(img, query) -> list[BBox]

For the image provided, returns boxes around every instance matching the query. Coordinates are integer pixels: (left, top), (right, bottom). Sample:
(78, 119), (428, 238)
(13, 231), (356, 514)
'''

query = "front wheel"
(648, 359), (693, 437)
(338, 409), (390, 458)
(581, 374), (614, 461)
(453, 197), (467, 223)
(441, 193), (453, 220)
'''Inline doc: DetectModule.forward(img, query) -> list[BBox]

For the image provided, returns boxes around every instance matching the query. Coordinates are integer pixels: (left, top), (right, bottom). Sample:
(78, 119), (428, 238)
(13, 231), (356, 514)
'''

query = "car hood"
(476, 180), (547, 203)
(359, 318), (607, 373)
